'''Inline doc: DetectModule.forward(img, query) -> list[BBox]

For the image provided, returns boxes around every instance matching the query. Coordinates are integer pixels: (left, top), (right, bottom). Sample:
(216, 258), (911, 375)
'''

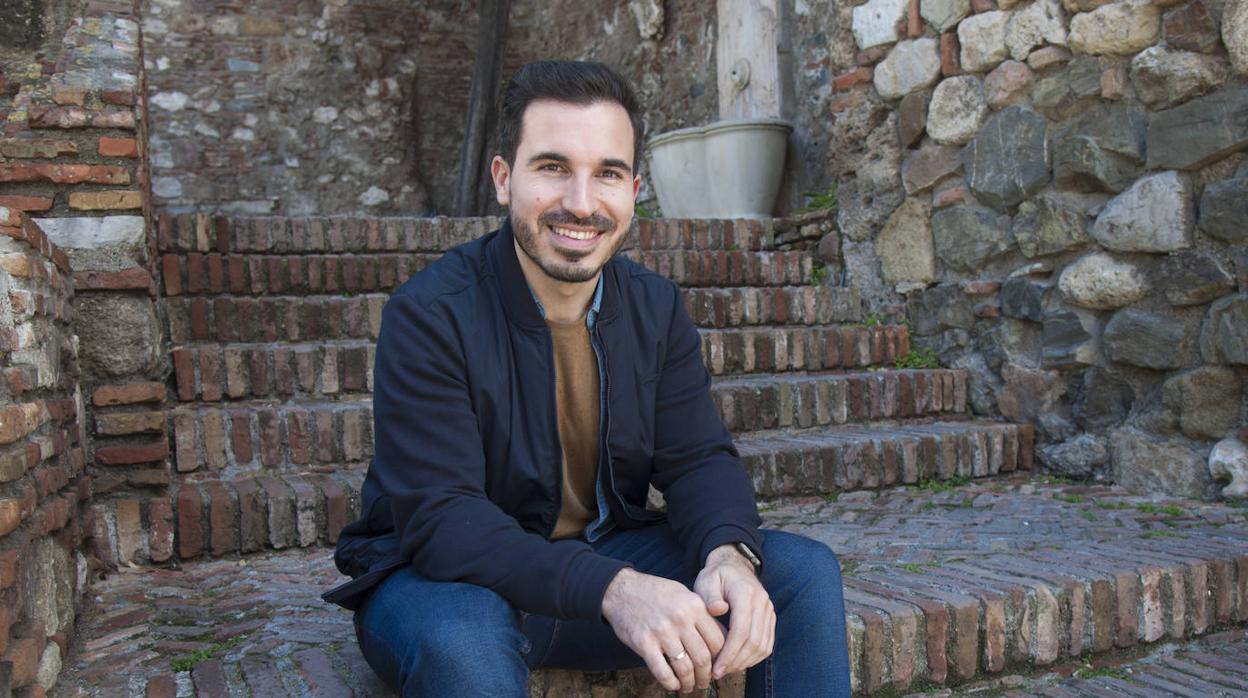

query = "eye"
(600, 169), (624, 179)
(539, 163), (565, 173)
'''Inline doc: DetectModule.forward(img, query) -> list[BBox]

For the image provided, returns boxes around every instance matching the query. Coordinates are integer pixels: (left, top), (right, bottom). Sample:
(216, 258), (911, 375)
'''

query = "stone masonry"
(0, 206), (87, 697)
(831, 0), (1248, 501)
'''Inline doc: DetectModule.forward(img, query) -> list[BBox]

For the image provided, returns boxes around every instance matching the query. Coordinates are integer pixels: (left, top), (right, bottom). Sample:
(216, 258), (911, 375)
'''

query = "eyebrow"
(527, 151), (633, 174)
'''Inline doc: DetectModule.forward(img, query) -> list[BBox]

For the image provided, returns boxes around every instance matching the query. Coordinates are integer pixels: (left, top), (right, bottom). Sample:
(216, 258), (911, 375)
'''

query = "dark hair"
(497, 60), (645, 171)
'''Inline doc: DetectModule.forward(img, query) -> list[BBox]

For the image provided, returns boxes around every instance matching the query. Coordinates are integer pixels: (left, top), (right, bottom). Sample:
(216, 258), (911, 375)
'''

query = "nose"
(560, 174), (597, 221)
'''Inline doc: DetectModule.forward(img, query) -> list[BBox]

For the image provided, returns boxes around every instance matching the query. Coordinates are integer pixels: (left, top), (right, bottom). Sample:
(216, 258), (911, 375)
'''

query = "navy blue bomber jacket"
(323, 219), (763, 620)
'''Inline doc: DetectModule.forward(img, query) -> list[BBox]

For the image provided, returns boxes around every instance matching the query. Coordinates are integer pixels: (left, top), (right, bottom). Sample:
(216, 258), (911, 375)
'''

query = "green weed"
(796, 186), (838, 215)
(1141, 530), (1186, 540)
(895, 346), (941, 369)
(170, 637), (243, 672)
(1080, 510), (1098, 522)
(634, 203), (655, 218)
(1055, 494), (1084, 504)
(1136, 503), (1185, 517)
(917, 475), (971, 494)
(810, 261), (829, 286)
(1074, 665), (1130, 680)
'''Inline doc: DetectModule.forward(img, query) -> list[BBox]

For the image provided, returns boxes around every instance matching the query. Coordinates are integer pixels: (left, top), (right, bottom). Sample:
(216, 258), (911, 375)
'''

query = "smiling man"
(324, 61), (851, 697)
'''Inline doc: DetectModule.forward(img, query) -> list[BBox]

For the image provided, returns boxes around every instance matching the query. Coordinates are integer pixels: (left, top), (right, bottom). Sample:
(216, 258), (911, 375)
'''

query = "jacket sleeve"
(373, 291), (629, 620)
(648, 283), (764, 571)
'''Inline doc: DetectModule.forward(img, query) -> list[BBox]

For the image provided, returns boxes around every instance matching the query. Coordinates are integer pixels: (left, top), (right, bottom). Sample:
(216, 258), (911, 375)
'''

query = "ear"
(632, 173), (641, 199)
(490, 156), (512, 206)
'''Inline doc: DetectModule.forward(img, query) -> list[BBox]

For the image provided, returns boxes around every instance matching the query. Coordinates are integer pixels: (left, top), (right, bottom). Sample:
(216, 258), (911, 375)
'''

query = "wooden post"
(717, 0), (782, 120)
(454, 0), (511, 217)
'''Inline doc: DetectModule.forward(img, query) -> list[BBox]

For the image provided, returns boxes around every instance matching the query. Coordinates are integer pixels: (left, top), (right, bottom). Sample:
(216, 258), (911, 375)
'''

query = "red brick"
(94, 382), (166, 409)
(971, 0), (995, 10)
(0, 139), (77, 159)
(172, 348), (196, 401)
(176, 485), (204, 559)
(234, 478), (266, 553)
(203, 411), (226, 470)
(69, 190), (143, 211)
(98, 136), (138, 157)
(206, 482), (237, 557)
(199, 349), (223, 402)
(258, 410), (282, 467)
(0, 164), (130, 185)
(833, 67), (873, 92)
(149, 497), (174, 563)
(27, 105), (89, 128)
(3, 636), (41, 687)
(95, 440), (169, 465)
(73, 267), (151, 291)
(907, 0), (922, 36)
(115, 498), (143, 563)
(92, 109), (136, 129)
(51, 85), (87, 106)
(190, 298), (210, 340)
(145, 674), (177, 698)
(1018, 423), (1035, 470)
(0, 548), (18, 588)
(0, 196), (53, 212)
(0, 606), (9, 653)
(941, 33), (961, 77)
(161, 255), (182, 295)
(101, 88), (136, 106)
(230, 413), (253, 464)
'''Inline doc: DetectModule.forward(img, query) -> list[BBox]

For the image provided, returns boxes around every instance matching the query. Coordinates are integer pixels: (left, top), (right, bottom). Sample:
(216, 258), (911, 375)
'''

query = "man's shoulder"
(607, 254), (679, 303)
(392, 231), (495, 309)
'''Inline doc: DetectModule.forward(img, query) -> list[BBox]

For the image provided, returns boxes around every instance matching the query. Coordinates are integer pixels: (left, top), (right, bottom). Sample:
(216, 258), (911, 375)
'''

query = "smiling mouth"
(549, 225), (602, 241)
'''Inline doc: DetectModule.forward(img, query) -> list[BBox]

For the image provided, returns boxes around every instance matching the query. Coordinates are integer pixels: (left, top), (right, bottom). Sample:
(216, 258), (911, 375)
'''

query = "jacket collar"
(489, 217), (621, 330)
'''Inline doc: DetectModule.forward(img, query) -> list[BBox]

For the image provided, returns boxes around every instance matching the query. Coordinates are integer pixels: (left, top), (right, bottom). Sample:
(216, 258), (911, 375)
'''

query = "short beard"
(512, 210), (620, 284)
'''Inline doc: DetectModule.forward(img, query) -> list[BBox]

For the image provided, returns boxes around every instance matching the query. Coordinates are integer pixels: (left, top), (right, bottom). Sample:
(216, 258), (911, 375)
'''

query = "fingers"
(679, 625), (716, 691)
(660, 637), (697, 694)
(695, 613), (726, 658)
(712, 585), (776, 679)
(640, 641), (681, 693)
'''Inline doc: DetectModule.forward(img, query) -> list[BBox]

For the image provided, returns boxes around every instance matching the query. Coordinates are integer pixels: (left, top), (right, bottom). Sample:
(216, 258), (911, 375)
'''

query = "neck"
(514, 239), (598, 325)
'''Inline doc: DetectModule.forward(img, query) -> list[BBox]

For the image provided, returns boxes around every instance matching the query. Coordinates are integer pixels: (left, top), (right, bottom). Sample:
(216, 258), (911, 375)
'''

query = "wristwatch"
(735, 542), (762, 574)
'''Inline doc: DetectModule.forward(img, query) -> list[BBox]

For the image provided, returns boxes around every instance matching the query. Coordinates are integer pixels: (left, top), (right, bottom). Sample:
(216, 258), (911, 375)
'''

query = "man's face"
(491, 99), (640, 285)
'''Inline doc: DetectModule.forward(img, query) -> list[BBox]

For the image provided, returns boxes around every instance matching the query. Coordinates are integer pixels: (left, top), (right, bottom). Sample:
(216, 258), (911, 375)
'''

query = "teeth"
(552, 226), (598, 241)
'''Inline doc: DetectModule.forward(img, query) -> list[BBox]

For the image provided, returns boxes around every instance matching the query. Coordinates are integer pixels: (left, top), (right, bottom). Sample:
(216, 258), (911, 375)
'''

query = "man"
(325, 60), (851, 697)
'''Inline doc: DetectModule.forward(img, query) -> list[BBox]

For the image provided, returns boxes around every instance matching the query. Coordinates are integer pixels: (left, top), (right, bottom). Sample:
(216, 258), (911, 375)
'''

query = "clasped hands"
(601, 544), (775, 694)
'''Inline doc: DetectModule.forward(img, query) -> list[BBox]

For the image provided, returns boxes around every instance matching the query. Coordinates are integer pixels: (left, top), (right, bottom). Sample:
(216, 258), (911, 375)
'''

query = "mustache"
(538, 211), (615, 233)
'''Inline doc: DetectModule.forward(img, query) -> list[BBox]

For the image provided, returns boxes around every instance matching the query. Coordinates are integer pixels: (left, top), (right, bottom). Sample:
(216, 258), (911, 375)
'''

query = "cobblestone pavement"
(923, 628), (1248, 697)
(52, 478), (1248, 697)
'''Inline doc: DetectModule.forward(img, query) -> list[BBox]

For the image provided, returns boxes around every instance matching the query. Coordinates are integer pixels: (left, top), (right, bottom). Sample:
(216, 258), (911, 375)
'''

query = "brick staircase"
(49, 212), (1247, 695)
(157, 214), (1032, 556)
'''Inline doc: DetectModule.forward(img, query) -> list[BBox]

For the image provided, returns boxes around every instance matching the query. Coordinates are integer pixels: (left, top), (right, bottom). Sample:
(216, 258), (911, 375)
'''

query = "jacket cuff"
(697, 524), (765, 572)
(564, 550), (633, 621)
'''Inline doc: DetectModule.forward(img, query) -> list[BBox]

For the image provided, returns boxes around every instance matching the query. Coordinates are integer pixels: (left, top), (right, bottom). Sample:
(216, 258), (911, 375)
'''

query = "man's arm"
(373, 292), (628, 620)
(648, 282), (764, 570)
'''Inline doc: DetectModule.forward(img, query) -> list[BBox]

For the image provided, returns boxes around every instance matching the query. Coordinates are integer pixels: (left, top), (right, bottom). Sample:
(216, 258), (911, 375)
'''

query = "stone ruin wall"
(0, 208), (86, 695)
(827, 0), (1248, 499)
(1, 0), (172, 692)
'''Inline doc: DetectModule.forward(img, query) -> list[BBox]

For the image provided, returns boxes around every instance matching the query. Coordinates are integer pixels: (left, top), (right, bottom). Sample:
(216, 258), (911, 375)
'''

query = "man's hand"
(694, 544), (775, 680)
(602, 568), (726, 693)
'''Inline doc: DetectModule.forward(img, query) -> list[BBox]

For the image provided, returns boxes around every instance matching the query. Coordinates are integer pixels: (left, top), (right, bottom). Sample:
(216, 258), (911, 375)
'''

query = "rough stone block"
(1147, 88), (1248, 170)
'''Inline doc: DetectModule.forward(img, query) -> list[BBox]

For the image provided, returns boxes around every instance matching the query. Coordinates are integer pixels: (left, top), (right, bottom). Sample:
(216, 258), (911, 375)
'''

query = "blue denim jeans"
(353, 524), (851, 697)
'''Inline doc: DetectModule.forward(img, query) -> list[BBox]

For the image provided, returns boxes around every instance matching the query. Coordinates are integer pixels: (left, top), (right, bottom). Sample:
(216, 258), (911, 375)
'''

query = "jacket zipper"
(593, 323), (631, 516)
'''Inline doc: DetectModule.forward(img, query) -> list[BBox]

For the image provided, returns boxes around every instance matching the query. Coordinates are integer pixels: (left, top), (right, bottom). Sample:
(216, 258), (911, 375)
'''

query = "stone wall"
(0, 206), (87, 696)
(829, 0), (1248, 499)
(140, 0), (570, 216)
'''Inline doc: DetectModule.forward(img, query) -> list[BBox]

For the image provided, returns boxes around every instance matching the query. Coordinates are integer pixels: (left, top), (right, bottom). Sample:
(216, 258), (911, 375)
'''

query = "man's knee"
(356, 570), (528, 694)
(762, 531), (843, 584)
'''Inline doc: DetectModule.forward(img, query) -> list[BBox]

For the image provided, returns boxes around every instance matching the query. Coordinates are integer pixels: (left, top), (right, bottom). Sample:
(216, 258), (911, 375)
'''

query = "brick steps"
(167, 322), (912, 402)
(739, 420), (1033, 498)
(61, 485), (1248, 697)
(700, 324), (909, 375)
(712, 369), (968, 432)
(171, 340), (376, 402)
(158, 215), (785, 256)
(165, 286), (860, 344)
(171, 400), (373, 476)
(683, 285), (861, 327)
(160, 248), (820, 297)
